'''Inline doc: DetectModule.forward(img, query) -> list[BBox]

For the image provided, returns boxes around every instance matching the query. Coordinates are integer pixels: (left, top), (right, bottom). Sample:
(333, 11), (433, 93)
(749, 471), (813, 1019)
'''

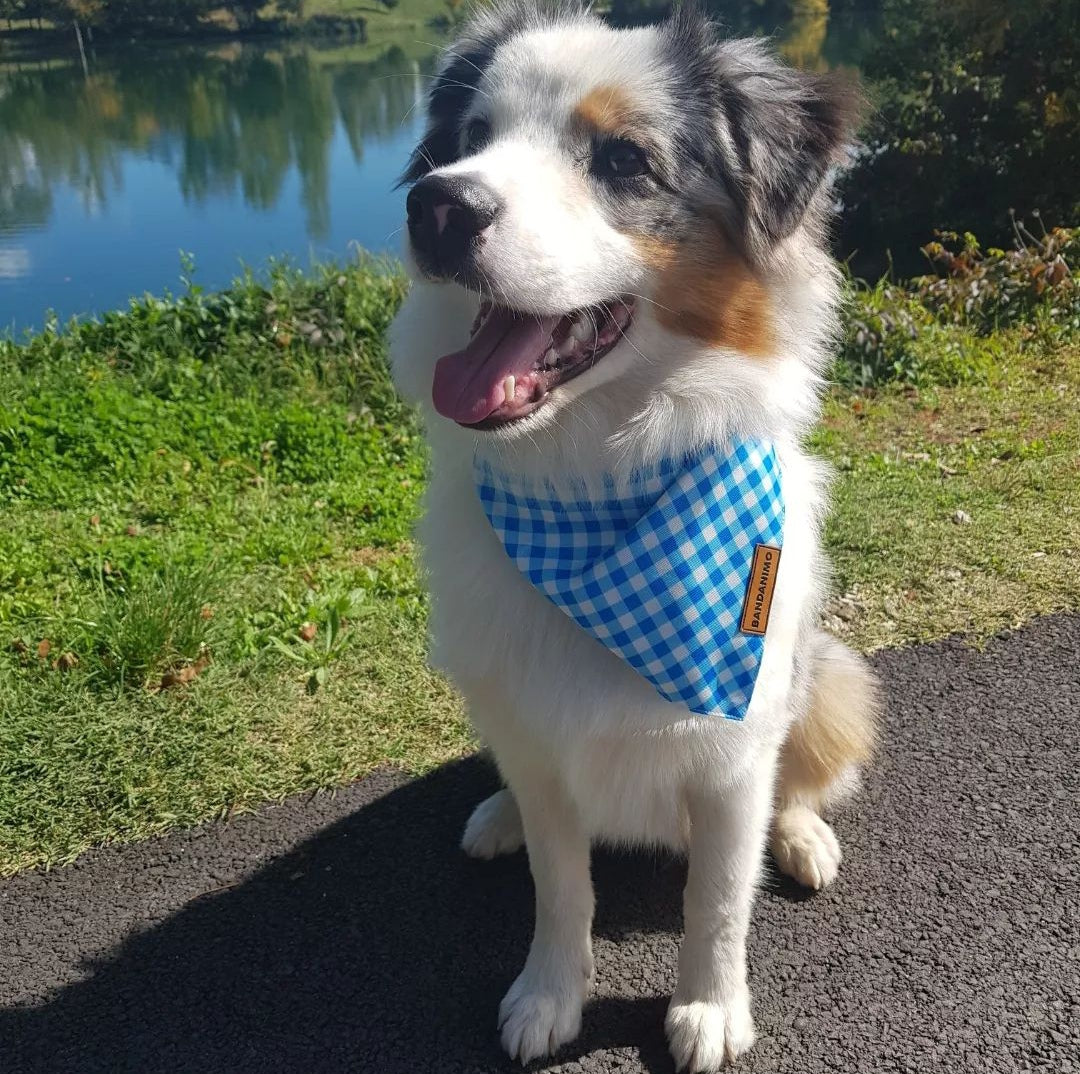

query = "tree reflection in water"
(0, 42), (435, 241)
(2, 0), (1076, 283)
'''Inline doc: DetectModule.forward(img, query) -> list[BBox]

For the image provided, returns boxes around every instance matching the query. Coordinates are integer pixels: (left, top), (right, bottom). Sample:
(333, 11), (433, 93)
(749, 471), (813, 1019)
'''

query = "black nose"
(406, 174), (502, 273)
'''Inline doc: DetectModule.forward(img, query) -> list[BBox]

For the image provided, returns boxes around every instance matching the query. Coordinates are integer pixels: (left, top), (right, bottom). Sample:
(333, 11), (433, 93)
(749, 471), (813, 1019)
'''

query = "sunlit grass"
(0, 257), (1077, 875)
(819, 339), (1080, 649)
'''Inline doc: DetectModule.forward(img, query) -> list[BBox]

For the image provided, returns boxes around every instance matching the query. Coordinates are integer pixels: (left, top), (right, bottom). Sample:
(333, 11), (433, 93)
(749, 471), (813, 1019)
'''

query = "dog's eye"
(464, 118), (491, 155)
(594, 139), (648, 180)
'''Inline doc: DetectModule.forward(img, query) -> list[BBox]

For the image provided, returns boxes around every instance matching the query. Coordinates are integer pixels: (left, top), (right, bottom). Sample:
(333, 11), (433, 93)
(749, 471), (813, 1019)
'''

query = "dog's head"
(396, 2), (857, 437)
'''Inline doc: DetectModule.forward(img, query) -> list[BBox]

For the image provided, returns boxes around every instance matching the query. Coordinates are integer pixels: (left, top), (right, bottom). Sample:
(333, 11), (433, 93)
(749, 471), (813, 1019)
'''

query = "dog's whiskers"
(620, 290), (679, 317)
(599, 299), (656, 369)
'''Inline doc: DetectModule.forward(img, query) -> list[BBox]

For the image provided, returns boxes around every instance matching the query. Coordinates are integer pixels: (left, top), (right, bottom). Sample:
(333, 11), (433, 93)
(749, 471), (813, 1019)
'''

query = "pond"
(0, 39), (439, 331)
(0, 0), (882, 332)
(1, 0), (1071, 330)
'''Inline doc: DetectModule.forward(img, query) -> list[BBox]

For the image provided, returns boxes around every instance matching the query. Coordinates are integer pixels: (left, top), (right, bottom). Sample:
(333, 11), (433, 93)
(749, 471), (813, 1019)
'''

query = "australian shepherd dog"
(389, 3), (881, 1069)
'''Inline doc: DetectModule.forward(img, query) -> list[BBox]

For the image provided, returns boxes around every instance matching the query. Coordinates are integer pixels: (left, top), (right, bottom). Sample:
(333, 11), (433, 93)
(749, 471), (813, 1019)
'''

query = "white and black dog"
(390, 4), (880, 1070)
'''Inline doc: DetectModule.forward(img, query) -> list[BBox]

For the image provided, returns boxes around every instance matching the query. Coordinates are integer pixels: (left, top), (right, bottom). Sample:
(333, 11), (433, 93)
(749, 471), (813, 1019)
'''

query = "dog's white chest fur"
(418, 427), (821, 847)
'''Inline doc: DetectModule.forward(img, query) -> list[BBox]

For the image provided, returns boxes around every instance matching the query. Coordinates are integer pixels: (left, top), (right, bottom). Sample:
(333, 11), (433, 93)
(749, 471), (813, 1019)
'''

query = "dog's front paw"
(665, 993), (756, 1073)
(770, 804), (842, 890)
(498, 961), (589, 1064)
(462, 789), (525, 859)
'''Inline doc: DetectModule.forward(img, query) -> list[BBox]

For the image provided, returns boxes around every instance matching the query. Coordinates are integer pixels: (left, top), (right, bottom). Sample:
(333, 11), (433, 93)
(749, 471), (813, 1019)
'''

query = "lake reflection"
(6, 0), (1061, 327)
(0, 42), (436, 330)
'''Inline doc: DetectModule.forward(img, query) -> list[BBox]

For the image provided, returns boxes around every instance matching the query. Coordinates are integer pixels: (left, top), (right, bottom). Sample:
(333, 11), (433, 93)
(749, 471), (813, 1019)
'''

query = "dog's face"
(399, 4), (855, 436)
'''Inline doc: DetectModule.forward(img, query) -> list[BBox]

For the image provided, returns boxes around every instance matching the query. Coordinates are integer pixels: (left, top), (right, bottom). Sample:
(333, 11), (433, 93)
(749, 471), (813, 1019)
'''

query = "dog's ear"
(399, 1), (591, 187)
(667, 11), (862, 259)
(713, 39), (862, 258)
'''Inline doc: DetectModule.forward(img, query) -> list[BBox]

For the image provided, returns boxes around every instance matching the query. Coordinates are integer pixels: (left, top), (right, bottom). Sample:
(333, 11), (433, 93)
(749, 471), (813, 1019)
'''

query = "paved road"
(1, 616), (1077, 1074)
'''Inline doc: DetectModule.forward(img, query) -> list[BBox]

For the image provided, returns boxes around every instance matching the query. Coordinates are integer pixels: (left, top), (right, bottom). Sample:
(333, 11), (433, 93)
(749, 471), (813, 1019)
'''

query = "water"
(0, 41), (436, 331)
(5, 1), (1057, 329)
(0, 0), (888, 331)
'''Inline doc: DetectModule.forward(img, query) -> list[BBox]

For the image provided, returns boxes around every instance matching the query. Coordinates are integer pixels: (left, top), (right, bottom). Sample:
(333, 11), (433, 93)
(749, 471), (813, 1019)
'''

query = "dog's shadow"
(0, 755), (808, 1074)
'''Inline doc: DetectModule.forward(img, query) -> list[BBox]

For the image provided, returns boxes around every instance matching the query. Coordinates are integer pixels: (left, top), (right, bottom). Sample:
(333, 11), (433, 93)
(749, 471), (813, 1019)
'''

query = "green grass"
(819, 339), (1080, 649)
(0, 255), (1077, 875)
(0, 259), (470, 875)
(291, 0), (452, 49)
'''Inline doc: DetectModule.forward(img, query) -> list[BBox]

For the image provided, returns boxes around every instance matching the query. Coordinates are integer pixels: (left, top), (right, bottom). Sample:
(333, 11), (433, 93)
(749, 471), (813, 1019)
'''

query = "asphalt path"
(1, 616), (1077, 1073)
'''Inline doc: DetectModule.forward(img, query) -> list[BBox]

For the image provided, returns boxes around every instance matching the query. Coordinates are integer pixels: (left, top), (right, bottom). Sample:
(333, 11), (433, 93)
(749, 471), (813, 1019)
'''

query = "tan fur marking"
(572, 85), (640, 138)
(638, 231), (775, 357)
(777, 637), (881, 810)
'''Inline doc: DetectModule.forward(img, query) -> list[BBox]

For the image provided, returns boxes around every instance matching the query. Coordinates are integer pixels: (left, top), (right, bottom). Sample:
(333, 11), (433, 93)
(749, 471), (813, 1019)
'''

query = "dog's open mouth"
(431, 299), (635, 428)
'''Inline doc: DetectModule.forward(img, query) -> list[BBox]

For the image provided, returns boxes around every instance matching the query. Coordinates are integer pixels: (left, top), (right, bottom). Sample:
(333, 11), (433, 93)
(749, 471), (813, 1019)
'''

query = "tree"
(838, 0), (1080, 279)
(67, 0), (106, 26)
(229, 0), (264, 28)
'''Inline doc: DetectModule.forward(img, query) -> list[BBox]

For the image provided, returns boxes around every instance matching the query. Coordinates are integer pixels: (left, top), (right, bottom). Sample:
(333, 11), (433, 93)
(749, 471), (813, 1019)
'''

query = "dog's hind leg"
(462, 787), (525, 859)
(770, 632), (881, 890)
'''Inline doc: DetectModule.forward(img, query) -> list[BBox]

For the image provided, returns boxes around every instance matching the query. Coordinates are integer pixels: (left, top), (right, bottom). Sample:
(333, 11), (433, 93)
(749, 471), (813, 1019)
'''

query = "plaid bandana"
(475, 439), (784, 720)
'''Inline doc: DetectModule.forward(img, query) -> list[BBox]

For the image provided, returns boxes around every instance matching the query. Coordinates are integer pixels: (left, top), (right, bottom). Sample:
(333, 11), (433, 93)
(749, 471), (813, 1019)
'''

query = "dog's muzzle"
(406, 174), (502, 277)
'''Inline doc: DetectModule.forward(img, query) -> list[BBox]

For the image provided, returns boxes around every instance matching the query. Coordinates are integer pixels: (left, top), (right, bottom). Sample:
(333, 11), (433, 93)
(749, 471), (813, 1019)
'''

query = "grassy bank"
(1, 244), (1078, 875)
(0, 261), (468, 876)
(0, 0), (449, 49)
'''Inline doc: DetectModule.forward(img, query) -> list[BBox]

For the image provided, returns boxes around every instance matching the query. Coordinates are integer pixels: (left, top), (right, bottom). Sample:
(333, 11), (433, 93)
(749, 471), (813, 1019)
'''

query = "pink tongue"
(432, 306), (560, 424)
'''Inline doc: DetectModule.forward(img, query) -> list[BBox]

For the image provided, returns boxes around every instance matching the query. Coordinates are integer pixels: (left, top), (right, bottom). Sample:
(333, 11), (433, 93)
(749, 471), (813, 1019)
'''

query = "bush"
(837, 224), (1078, 387)
(916, 223), (1078, 334)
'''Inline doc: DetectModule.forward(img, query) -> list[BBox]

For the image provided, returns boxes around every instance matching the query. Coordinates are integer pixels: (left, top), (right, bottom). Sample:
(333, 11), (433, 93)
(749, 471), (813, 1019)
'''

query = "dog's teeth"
(557, 337), (578, 358)
(502, 376), (515, 405)
(543, 348), (559, 368)
(570, 319), (592, 343)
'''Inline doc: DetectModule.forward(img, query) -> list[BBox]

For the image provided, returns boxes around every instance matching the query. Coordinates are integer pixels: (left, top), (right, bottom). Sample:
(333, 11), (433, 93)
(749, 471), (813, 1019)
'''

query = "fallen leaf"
(952, 510), (972, 525)
(299, 622), (318, 642)
(200, 605), (214, 620)
(10, 639), (28, 655)
(54, 652), (79, 671)
(125, 524), (139, 537)
(37, 639), (51, 660)
(89, 514), (100, 527)
(159, 653), (211, 691)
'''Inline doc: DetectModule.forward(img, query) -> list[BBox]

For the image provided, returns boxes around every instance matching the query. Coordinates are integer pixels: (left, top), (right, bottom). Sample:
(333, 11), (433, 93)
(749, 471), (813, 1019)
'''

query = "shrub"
(915, 223), (1078, 335)
(837, 224), (1078, 387)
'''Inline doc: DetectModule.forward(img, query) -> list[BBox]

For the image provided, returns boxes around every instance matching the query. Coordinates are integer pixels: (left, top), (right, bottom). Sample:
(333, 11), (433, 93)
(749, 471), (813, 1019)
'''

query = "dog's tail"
(778, 630), (882, 812)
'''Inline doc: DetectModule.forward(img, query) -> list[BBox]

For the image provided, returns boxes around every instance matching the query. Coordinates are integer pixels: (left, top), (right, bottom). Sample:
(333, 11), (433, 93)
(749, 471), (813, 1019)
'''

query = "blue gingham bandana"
(474, 439), (784, 720)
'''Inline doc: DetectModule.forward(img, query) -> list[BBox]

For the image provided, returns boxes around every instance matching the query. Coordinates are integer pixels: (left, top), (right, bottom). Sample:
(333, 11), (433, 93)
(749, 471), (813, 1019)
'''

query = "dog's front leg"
(498, 767), (594, 1064)
(666, 749), (777, 1072)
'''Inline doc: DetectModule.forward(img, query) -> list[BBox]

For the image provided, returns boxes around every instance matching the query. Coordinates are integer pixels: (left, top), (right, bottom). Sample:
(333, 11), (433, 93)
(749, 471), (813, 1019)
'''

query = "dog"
(389, 4), (880, 1070)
